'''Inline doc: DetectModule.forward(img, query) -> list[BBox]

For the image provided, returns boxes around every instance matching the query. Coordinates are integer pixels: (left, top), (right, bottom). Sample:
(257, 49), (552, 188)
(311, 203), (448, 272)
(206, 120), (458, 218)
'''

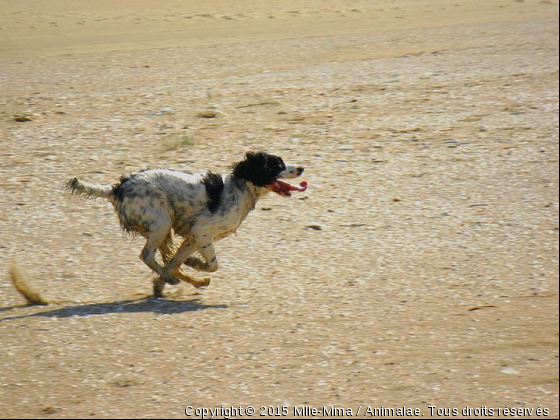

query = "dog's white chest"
(209, 207), (246, 241)
(207, 190), (255, 241)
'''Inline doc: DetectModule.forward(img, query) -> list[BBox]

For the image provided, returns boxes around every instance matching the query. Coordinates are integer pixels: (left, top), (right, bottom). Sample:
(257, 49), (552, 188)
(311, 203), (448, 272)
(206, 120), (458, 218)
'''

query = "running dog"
(66, 152), (306, 297)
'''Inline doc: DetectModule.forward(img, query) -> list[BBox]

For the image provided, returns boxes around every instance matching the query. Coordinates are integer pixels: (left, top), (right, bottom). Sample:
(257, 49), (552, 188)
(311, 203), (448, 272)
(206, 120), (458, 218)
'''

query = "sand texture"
(0, 0), (559, 418)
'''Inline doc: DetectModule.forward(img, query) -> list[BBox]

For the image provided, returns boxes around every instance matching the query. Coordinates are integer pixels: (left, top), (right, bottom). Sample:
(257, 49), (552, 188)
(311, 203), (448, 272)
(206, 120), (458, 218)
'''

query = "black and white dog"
(67, 152), (306, 297)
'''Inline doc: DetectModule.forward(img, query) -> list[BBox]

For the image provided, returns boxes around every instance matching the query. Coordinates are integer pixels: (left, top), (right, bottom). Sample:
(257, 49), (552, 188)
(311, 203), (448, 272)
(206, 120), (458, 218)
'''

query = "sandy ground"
(1, 0), (559, 418)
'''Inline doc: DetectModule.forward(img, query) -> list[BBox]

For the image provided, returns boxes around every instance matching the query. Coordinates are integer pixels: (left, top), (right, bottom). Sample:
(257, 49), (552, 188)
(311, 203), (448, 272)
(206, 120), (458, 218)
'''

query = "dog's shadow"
(0, 297), (227, 323)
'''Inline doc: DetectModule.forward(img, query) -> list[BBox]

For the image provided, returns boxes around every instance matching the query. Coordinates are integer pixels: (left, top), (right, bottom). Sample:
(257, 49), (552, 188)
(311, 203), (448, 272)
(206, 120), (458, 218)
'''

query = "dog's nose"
(297, 167), (304, 176)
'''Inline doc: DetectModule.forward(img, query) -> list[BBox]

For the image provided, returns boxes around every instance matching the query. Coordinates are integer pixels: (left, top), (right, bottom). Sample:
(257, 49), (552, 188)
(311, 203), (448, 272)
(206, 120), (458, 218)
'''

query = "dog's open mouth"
(267, 180), (308, 197)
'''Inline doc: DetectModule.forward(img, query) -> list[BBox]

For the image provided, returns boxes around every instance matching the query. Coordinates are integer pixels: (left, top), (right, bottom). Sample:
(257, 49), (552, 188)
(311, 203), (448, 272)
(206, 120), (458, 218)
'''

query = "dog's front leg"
(184, 240), (219, 273)
(162, 238), (211, 289)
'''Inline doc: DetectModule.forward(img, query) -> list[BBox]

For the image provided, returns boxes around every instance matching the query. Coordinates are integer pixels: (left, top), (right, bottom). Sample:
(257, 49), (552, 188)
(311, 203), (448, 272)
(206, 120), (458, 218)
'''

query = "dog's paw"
(162, 274), (180, 285)
(195, 277), (211, 289)
(184, 256), (205, 270)
(152, 282), (165, 298)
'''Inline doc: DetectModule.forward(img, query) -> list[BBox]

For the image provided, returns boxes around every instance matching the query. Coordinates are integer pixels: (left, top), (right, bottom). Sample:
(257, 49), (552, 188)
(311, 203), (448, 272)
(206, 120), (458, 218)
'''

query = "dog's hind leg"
(139, 216), (181, 297)
(159, 233), (175, 265)
(152, 276), (167, 299)
(152, 233), (176, 298)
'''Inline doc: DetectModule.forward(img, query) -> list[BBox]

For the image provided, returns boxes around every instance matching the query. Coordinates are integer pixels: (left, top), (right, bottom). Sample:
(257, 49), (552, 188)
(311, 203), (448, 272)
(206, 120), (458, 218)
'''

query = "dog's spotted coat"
(67, 152), (304, 297)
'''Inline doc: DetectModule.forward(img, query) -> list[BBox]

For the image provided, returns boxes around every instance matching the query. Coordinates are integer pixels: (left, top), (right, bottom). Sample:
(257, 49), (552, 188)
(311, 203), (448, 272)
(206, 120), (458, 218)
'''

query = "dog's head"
(232, 151), (305, 197)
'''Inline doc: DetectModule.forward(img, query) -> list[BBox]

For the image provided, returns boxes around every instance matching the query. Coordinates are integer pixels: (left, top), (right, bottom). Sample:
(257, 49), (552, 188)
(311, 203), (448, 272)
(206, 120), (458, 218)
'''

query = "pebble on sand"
(13, 114), (34, 122)
(197, 110), (220, 119)
(306, 223), (325, 230)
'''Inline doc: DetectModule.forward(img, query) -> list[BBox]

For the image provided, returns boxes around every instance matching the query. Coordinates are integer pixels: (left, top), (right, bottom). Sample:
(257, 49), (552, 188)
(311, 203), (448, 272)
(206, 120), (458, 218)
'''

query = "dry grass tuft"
(9, 262), (48, 306)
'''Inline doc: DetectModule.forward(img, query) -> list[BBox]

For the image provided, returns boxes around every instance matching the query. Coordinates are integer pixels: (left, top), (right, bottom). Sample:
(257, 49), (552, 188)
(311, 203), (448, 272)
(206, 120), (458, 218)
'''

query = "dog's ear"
(232, 154), (250, 179)
(233, 151), (267, 183)
(233, 152), (258, 178)
(245, 151), (268, 164)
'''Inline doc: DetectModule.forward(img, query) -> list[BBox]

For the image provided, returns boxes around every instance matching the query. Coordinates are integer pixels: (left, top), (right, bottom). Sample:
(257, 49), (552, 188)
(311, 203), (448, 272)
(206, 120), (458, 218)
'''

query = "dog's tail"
(65, 177), (114, 200)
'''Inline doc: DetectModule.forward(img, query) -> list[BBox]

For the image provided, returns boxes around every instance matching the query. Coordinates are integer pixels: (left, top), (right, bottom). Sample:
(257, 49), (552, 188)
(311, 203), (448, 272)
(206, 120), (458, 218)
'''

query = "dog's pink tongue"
(279, 180), (307, 193)
(269, 180), (308, 196)
(290, 181), (307, 192)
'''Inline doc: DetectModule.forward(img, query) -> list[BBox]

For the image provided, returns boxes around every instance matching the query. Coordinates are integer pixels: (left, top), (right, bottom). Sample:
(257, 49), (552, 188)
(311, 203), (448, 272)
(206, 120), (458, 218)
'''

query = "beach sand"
(1, 0), (559, 417)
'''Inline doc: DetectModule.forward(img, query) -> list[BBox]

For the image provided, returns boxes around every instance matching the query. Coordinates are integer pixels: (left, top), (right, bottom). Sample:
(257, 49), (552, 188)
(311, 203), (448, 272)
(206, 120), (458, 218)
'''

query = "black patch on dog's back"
(203, 171), (224, 213)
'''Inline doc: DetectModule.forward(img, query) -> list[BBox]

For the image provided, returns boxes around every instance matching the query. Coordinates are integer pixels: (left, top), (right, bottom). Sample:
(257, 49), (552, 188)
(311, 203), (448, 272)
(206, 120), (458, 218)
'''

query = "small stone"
(197, 110), (219, 119)
(501, 367), (519, 375)
(13, 114), (33, 122)
(40, 406), (58, 414)
(306, 223), (324, 230)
